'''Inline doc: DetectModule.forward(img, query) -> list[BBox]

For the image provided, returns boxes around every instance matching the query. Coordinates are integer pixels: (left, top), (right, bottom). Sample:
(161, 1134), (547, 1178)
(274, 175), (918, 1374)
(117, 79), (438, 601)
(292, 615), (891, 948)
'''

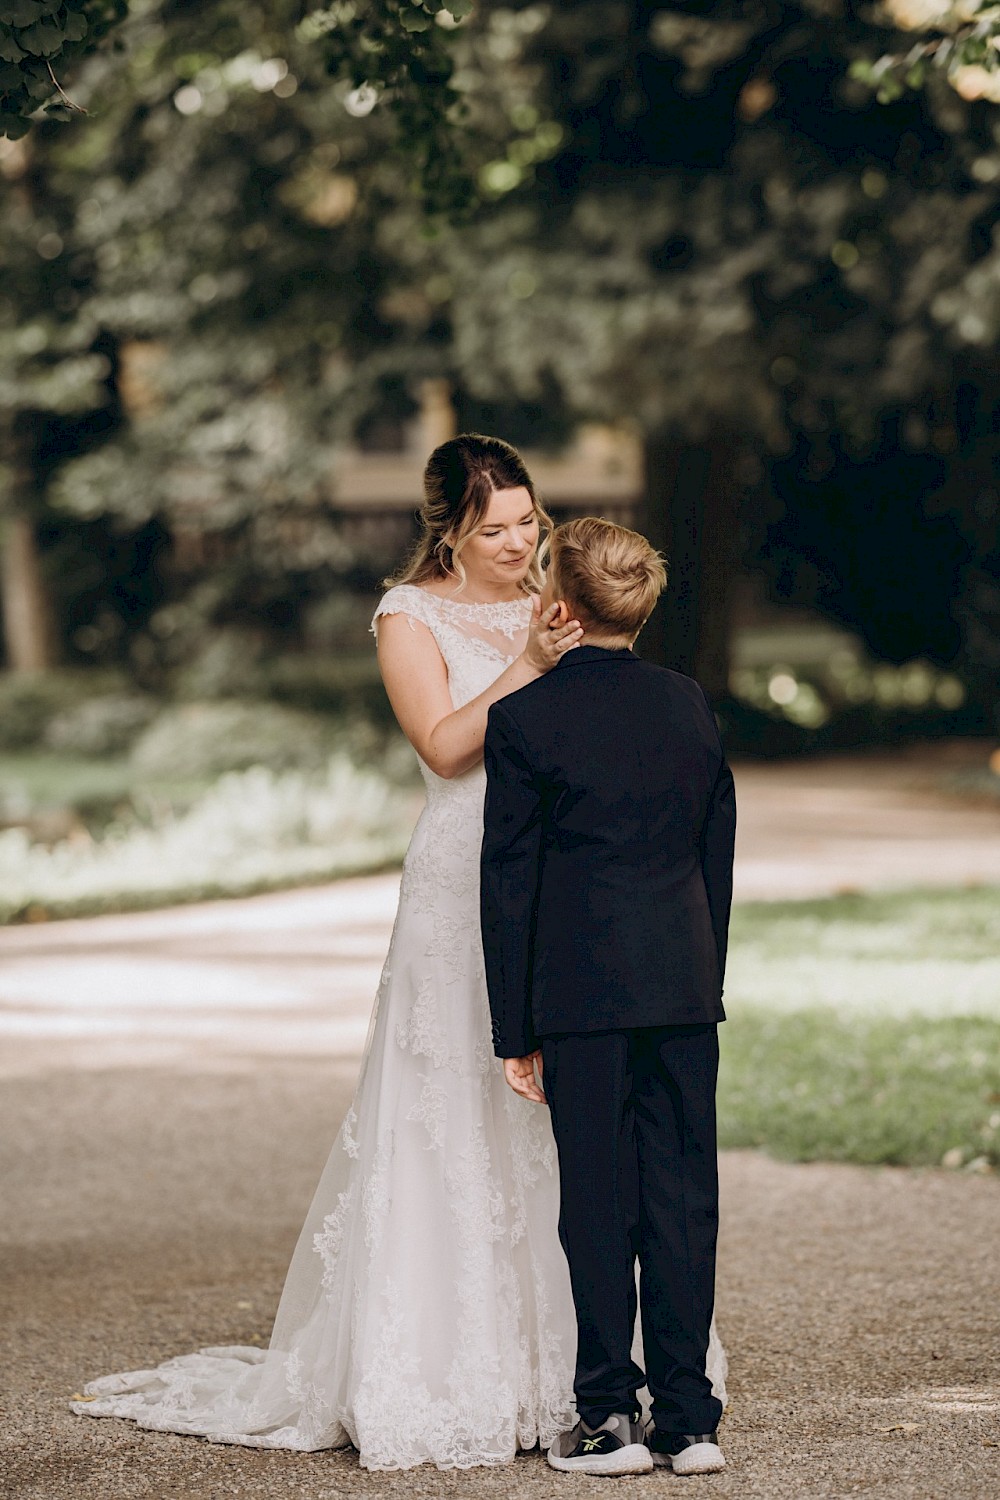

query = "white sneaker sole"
(547, 1441), (654, 1476)
(661, 1442), (726, 1475)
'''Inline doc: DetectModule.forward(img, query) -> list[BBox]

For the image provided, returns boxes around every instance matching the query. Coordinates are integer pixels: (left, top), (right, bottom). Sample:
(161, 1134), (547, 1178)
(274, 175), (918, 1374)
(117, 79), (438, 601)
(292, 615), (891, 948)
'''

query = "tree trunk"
(0, 422), (57, 673)
(639, 433), (739, 702)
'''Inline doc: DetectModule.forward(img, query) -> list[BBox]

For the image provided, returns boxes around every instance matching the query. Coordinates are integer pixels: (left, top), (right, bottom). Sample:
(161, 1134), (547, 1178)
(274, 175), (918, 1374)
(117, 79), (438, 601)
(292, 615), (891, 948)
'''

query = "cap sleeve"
(370, 585), (440, 640)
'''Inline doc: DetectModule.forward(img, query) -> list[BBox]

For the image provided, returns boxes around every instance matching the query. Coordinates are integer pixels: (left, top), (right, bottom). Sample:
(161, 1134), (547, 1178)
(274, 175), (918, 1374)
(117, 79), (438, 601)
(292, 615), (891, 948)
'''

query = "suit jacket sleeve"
(698, 699), (737, 990)
(481, 702), (545, 1058)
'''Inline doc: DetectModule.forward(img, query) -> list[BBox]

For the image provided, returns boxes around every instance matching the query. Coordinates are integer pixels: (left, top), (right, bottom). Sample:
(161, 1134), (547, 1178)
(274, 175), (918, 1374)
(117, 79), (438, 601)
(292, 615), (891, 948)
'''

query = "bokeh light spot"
(831, 241), (860, 269)
(345, 85), (378, 118)
(174, 86), (203, 115)
(768, 672), (798, 706)
(480, 160), (523, 194)
(507, 268), (537, 299)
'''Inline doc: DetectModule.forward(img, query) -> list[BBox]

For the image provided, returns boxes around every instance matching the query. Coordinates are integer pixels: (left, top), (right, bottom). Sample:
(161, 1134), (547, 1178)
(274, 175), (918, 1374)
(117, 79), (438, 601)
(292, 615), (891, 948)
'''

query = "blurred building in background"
(331, 379), (642, 573)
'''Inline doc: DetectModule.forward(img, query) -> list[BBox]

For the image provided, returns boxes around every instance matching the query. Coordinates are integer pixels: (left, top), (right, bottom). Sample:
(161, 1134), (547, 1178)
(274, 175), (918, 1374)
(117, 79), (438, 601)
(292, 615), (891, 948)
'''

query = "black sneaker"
(547, 1411), (653, 1475)
(645, 1424), (726, 1474)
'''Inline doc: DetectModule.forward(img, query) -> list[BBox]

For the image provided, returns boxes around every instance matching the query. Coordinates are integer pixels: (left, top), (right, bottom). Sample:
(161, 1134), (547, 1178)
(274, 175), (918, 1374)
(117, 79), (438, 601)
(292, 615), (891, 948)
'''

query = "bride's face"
(462, 487), (539, 587)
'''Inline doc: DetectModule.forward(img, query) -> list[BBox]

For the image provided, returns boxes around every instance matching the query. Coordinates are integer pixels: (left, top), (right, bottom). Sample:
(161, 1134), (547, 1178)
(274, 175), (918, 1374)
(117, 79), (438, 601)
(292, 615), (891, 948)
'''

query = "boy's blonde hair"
(550, 516), (667, 637)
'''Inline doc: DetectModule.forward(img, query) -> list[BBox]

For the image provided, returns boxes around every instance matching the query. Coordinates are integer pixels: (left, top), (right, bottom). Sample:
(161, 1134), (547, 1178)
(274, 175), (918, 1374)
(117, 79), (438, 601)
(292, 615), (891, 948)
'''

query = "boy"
(481, 517), (735, 1476)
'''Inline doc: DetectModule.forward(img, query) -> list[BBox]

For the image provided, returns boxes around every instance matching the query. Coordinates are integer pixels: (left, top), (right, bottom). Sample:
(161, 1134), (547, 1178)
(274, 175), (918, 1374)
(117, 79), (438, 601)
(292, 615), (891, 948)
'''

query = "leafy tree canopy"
(0, 1), (127, 137)
(8, 4), (1000, 209)
(0, 0), (477, 209)
(2, 0), (437, 512)
(0, 0), (449, 675)
(860, 2), (1000, 106)
(418, 2), (1000, 701)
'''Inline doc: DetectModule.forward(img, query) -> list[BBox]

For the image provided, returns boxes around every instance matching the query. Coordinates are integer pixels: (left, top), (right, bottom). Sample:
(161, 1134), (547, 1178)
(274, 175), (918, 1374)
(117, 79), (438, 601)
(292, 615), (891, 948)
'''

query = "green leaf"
(62, 11), (88, 42)
(445, 0), (473, 16)
(400, 9), (432, 31)
(0, 109), (29, 136)
(0, 32), (26, 62)
(17, 19), (65, 56)
(23, 65), (52, 97)
(3, 0), (45, 24)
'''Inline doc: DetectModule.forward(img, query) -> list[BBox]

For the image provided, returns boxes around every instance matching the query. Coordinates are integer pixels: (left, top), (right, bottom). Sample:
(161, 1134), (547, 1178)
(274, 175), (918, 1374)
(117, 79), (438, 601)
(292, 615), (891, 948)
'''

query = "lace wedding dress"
(71, 584), (727, 1470)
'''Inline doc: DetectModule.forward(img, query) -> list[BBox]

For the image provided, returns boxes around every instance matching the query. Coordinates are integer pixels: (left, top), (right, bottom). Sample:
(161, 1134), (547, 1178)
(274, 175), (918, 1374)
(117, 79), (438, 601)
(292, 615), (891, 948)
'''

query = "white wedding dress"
(71, 584), (726, 1470)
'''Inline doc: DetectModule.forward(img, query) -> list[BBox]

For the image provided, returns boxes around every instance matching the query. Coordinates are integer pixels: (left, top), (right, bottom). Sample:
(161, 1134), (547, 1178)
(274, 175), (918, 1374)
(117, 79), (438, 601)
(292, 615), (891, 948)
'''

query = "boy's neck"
(555, 591), (634, 650)
(579, 632), (634, 651)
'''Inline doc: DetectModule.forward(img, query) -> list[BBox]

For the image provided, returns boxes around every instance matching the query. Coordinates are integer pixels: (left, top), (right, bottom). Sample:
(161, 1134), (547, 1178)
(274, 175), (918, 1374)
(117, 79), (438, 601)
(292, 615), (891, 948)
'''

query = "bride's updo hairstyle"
(386, 433), (553, 594)
(550, 516), (667, 637)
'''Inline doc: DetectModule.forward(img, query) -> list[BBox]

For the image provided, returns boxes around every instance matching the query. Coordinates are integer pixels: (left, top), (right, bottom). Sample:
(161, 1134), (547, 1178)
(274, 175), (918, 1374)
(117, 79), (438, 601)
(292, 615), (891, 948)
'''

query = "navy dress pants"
(540, 1022), (723, 1435)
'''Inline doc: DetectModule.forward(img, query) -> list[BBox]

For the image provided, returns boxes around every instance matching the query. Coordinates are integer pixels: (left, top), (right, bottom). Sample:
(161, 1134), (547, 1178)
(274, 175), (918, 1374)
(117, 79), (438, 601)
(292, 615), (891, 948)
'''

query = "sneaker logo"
(580, 1435), (608, 1453)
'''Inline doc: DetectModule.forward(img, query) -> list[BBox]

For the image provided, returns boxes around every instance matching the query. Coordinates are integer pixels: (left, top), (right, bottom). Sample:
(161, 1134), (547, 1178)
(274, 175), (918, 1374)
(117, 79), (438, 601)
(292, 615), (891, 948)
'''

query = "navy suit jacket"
(481, 644), (736, 1058)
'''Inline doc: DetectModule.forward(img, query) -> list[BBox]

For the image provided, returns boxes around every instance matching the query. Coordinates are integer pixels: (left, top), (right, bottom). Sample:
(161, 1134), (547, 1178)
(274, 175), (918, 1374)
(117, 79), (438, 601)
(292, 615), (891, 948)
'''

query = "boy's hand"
(503, 1051), (546, 1105)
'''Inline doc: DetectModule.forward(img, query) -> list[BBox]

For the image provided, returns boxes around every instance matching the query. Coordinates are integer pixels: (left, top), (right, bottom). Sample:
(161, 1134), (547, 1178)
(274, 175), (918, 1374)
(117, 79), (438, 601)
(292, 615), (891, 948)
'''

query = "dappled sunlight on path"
(0, 881), (398, 1077)
(732, 747), (1000, 900)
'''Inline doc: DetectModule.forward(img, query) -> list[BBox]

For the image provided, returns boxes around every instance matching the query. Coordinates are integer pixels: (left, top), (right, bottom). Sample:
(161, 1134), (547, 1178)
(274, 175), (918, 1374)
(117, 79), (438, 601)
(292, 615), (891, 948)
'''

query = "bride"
(71, 433), (725, 1470)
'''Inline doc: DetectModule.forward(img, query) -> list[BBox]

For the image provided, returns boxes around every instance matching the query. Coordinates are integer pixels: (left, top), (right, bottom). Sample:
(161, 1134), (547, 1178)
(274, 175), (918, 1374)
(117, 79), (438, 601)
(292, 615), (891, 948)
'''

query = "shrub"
(0, 754), (417, 922)
(129, 700), (339, 779)
(264, 653), (394, 724)
(44, 695), (159, 757)
(0, 672), (110, 751)
(173, 629), (269, 701)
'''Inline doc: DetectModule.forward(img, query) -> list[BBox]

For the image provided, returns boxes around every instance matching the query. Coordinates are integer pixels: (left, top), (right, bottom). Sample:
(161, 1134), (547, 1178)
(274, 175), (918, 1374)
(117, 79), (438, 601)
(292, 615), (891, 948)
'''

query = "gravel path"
(2, 744), (999, 1498)
(3, 1064), (998, 1500)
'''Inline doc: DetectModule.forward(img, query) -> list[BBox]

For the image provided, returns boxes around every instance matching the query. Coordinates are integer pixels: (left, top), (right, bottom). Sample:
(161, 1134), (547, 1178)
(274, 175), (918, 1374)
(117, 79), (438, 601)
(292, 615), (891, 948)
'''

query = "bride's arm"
(377, 598), (582, 780)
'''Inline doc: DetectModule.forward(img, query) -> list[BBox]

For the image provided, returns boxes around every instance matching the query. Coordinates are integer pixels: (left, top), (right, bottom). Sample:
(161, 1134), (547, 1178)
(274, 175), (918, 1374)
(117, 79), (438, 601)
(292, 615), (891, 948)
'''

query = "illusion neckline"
(408, 585), (533, 611)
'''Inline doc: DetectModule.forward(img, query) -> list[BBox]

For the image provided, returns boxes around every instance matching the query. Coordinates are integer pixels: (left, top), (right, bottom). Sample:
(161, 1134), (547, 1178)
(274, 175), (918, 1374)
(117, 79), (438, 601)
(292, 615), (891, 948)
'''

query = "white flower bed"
(0, 755), (419, 921)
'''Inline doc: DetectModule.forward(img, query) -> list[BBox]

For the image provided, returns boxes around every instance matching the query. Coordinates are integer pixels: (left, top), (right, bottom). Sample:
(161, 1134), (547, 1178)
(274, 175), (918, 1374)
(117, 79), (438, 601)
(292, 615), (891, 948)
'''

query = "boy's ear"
(555, 600), (569, 625)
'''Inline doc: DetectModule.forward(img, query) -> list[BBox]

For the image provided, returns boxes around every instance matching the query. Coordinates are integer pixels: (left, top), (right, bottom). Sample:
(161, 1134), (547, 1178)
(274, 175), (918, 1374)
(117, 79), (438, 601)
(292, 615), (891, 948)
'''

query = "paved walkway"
(731, 741), (1000, 899)
(2, 743), (999, 1498)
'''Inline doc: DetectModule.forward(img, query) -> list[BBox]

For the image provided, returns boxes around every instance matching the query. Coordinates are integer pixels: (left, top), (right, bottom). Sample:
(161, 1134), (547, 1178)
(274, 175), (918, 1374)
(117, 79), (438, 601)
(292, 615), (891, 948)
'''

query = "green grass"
(0, 752), (136, 806)
(719, 887), (1000, 1168)
(719, 1009), (1000, 1166)
(0, 751), (213, 819)
(729, 884), (1000, 965)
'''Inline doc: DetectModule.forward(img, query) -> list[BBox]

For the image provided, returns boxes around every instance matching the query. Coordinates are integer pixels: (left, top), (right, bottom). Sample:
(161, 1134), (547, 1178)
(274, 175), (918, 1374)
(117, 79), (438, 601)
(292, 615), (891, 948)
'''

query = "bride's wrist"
(518, 649), (545, 678)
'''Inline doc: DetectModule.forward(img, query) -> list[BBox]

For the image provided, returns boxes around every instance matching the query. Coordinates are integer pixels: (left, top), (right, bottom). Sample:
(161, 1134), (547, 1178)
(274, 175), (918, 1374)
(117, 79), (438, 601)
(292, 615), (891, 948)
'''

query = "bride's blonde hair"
(386, 434), (553, 594)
